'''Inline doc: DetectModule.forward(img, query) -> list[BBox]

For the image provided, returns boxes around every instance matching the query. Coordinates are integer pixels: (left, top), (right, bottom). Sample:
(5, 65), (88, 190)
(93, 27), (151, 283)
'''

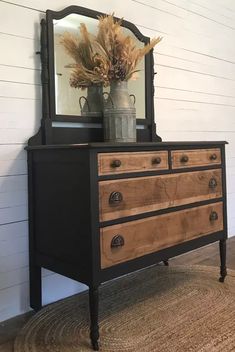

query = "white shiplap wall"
(0, 0), (235, 322)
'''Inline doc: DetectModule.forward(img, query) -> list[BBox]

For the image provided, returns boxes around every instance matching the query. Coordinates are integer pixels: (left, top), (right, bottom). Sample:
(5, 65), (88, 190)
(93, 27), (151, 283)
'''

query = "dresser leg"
(30, 264), (42, 311)
(163, 260), (169, 266)
(219, 239), (227, 283)
(89, 286), (99, 351)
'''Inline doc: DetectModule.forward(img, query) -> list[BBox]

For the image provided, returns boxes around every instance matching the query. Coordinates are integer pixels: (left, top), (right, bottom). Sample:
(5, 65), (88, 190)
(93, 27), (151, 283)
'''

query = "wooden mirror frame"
(29, 6), (161, 145)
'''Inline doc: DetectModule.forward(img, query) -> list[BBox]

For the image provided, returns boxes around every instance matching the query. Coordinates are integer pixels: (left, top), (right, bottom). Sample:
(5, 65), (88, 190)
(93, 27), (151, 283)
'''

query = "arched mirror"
(53, 14), (146, 119)
(47, 6), (155, 123)
(32, 6), (161, 145)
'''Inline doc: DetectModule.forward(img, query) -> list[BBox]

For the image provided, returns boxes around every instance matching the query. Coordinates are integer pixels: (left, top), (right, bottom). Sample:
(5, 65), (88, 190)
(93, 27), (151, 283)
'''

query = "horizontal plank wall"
(0, 0), (235, 321)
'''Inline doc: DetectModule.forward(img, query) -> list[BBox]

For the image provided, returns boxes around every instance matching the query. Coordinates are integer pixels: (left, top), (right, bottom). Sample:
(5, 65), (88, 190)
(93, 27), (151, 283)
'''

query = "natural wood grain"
(98, 151), (169, 175)
(99, 169), (222, 221)
(100, 202), (223, 268)
(171, 148), (221, 169)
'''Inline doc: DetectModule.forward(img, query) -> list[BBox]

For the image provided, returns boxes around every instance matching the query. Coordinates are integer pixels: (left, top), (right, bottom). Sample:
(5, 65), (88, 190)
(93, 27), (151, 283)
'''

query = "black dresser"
(27, 5), (228, 350)
(27, 141), (227, 350)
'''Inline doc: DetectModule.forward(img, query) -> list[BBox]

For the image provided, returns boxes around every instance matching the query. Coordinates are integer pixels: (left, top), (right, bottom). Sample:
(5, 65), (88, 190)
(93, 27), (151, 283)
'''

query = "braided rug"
(14, 265), (235, 352)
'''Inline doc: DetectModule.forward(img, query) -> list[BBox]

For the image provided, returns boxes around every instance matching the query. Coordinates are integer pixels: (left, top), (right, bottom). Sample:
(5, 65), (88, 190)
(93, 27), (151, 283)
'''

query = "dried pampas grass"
(60, 25), (110, 88)
(60, 14), (162, 89)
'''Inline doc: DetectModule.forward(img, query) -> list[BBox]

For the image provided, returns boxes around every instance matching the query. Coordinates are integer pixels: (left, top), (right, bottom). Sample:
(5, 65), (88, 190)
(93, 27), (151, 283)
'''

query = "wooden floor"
(1, 237), (235, 352)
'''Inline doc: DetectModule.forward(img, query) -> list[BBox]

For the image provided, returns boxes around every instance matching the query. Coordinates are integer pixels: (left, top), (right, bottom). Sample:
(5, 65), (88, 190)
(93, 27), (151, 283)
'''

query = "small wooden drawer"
(171, 148), (221, 169)
(99, 169), (222, 222)
(100, 202), (223, 268)
(98, 151), (169, 175)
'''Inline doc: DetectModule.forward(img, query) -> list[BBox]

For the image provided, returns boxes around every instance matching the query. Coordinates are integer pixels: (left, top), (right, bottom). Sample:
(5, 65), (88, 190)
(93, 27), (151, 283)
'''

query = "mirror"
(35, 6), (161, 145)
(53, 14), (146, 119)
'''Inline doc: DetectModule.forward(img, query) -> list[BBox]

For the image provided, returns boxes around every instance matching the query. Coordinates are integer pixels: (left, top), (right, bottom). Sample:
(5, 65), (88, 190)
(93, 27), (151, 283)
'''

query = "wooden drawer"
(98, 151), (168, 175)
(99, 169), (222, 222)
(171, 148), (221, 169)
(100, 202), (223, 268)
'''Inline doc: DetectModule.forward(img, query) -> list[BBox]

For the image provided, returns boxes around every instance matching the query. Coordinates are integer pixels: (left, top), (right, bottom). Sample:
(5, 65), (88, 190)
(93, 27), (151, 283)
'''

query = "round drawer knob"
(109, 191), (123, 204)
(210, 211), (218, 221)
(111, 235), (125, 248)
(152, 157), (162, 165)
(111, 159), (122, 168)
(180, 155), (189, 163)
(210, 154), (217, 161)
(209, 178), (217, 189)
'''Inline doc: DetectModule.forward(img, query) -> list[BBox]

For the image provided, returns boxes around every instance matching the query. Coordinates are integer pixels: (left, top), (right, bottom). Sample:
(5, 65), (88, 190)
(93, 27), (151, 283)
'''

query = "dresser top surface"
(26, 141), (228, 151)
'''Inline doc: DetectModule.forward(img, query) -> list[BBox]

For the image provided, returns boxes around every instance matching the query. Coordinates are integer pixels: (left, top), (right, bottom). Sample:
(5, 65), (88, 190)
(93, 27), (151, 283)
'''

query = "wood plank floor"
(1, 237), (235, 352)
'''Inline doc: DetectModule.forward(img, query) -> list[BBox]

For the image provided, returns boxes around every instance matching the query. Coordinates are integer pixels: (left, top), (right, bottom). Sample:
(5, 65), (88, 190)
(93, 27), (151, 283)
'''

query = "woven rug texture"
(14, 265), (235, 352)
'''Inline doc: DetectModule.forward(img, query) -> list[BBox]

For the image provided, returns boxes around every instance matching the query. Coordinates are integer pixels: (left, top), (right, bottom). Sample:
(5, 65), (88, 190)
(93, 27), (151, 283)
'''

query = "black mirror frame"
(29, 5), (161, 145)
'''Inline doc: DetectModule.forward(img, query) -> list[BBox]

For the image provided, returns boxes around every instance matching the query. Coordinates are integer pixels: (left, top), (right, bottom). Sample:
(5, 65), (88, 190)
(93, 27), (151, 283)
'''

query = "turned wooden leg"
(30, 263), (42, 311)
(89, 286), (99, 351)
(163, 260), (169, 266)
(219, 239), (227, 283)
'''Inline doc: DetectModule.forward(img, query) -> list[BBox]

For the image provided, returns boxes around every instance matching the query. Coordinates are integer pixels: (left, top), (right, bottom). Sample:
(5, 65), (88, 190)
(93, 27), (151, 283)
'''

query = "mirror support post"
(40, 18), (52, 144)
(150, 49), (162, 142)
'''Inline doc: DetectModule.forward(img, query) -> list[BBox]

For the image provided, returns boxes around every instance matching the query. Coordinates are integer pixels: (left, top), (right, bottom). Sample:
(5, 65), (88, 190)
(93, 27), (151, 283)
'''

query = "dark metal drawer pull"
(209, 178), (217, 189)
(210, 211), (218, 221)
(109, 191), (123, 204)
(152, 157), (162, 165)
(111, 235), (125, 248)
(210, 154), (217, 161)
(111, 159), (122, 168)
(180, 155), (189, 163)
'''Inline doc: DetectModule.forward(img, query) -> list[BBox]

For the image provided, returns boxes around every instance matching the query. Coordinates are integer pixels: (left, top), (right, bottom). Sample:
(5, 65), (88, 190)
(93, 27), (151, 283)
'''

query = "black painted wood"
(31, 148), (96, 286)
(27, 142), (227, 350)
(26, 141), (228, 151)
(27, 152), (42, 311)
(89, 286), (100, 351)
(31, 18), (52, 145)
(26, 143), (228, 286)
(29, 5), (161, 146)
(219, 239), (227, 282)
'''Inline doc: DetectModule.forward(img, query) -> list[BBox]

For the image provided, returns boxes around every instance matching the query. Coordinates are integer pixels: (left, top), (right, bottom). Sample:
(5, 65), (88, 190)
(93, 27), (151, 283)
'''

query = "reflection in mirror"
(53, 14), (146, 118)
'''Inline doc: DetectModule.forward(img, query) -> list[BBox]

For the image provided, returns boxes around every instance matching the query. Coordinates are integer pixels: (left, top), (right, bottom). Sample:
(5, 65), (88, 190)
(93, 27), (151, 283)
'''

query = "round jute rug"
(14, 265), (235, 352)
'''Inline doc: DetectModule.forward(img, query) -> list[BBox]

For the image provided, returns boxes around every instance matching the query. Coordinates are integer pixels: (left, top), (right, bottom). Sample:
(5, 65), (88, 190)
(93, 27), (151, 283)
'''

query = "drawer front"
(171, 148), (221, 169)
(99, 169), (222, 222)
(100, 202), (223, 268)
(98, 151), (169, 175)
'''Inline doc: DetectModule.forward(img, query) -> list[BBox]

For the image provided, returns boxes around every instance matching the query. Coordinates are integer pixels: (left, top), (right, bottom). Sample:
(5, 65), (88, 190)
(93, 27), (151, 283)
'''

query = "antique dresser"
(27, 6), (228, 351)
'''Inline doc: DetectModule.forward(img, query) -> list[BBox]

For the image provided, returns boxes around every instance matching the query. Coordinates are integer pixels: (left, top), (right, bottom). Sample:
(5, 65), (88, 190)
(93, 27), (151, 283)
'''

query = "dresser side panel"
(30, 148), (94, 283)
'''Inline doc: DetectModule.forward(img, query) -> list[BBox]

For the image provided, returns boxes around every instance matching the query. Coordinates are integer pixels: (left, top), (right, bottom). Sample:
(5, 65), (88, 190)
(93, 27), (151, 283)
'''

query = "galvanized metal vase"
(79, 85), (103, 117)
(103, 81), (136, 143)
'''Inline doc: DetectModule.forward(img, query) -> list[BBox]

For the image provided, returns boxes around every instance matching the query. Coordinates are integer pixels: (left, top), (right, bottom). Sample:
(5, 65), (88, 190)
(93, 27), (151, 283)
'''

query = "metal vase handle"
(103, 92), (136, 107)
(103, 92), (114, 108)
(129, 94), (136, 106)
(79, 96), (90, 111)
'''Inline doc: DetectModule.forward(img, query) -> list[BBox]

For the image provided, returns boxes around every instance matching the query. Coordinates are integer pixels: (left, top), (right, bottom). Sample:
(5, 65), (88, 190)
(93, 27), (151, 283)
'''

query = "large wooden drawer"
(171, 148), (221, 169)
(98, 151), (169, 175)
(99, 169), (222, 222)
(100, 202), (223, 268)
